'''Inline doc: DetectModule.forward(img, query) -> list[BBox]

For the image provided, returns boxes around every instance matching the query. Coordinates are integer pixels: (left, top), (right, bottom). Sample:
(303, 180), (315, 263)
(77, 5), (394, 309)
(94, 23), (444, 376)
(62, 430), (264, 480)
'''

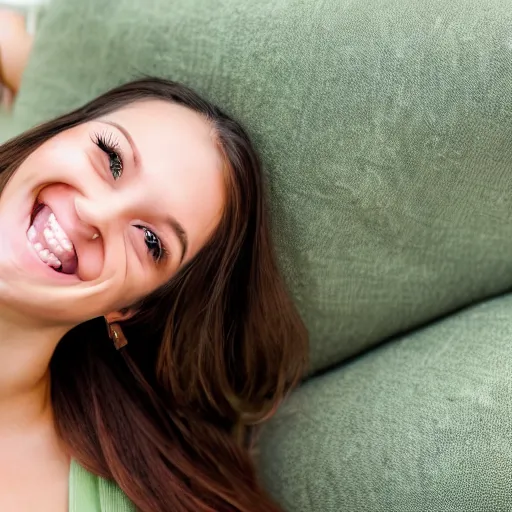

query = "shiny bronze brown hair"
(0, 78), (308, 511)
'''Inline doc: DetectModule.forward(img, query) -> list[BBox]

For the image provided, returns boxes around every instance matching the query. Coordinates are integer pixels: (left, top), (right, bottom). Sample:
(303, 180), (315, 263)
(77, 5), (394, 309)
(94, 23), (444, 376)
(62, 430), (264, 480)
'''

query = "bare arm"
(0, 10), (33, 95)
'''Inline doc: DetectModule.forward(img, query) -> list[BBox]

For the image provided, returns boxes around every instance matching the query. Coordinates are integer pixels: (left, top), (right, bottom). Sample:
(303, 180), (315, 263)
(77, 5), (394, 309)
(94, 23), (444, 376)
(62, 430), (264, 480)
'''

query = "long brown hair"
(0, 78), (308, 511)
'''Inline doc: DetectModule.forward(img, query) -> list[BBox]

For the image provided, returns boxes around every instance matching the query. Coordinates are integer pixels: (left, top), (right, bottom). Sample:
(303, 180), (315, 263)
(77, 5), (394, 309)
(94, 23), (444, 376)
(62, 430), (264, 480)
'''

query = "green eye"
(108, 153), (123, 180)
(92, 131), (124, 180)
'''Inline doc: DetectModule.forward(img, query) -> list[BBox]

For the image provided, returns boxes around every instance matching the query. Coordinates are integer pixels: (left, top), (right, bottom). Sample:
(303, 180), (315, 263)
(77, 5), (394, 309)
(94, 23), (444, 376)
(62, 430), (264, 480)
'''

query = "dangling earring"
(105, 319), (128, 350)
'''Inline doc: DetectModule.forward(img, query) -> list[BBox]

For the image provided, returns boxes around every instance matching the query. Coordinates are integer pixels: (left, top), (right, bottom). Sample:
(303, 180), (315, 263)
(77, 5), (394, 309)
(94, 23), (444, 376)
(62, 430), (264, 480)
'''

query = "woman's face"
(0, 99), (225, 326)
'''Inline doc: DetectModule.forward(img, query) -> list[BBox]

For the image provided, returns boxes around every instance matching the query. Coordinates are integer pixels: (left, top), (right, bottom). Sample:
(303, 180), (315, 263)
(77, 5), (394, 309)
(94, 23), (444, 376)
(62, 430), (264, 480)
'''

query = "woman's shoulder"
(69, 459), (136, 512)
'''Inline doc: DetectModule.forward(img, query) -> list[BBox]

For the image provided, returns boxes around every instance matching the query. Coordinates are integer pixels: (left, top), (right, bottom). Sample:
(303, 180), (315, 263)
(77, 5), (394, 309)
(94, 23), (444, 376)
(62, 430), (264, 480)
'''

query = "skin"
(0, 9), (32, 102)
(0, 100), (225, 511)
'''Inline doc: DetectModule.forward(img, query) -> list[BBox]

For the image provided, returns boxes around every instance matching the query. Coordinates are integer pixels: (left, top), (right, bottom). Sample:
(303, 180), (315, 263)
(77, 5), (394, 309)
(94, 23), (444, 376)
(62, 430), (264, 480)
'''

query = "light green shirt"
(69, 460), (136, 512)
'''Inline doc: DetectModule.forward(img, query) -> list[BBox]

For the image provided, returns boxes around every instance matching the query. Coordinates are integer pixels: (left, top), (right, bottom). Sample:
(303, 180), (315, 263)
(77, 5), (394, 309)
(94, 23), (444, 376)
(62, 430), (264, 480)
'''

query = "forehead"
(109, 99), (218, 165)
(103, 99), (225, 259)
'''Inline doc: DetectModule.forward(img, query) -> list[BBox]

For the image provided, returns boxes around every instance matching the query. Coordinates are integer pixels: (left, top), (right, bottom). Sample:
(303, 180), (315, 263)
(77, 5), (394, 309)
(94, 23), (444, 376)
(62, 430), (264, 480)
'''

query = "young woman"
(0, 11), (308, 512)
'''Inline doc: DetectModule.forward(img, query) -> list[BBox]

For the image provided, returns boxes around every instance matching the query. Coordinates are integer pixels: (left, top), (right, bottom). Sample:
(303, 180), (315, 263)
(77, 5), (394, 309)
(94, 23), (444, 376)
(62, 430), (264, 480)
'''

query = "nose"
(74, 194), (128, 239)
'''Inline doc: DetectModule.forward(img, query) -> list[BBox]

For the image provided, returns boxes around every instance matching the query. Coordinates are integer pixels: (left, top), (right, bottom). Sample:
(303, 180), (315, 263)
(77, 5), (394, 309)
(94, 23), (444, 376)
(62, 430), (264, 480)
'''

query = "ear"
(104, 309), (136, 324)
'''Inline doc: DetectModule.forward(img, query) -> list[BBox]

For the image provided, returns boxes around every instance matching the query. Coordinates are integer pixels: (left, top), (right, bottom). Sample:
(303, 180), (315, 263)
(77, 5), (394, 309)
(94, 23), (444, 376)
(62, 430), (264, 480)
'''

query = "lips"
(26, 202), (78, 274)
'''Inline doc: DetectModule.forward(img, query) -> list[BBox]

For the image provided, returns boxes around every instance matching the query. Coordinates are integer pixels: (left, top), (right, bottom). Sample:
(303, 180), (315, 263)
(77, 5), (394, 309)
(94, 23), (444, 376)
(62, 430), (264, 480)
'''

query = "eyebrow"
(102, 119), (188, 263)
(167, 216), (188, 264)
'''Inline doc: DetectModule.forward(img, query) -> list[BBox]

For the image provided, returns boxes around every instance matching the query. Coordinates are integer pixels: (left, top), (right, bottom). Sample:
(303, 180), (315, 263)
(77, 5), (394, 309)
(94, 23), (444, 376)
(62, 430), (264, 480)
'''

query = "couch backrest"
(13, 0), (512, 373)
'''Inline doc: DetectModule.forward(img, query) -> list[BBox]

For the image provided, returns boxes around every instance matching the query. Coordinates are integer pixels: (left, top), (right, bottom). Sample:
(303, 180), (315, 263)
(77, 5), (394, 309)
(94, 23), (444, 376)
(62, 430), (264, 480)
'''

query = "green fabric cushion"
(0, 110), (17, 144)
(259, 292), (512, 511)
(13, 0), (512, 373)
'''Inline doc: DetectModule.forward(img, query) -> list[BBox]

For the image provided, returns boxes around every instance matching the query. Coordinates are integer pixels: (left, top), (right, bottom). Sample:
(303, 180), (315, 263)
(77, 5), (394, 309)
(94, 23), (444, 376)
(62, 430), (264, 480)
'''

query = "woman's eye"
(108, 152), (123, 180)
(91, 131), (124, 180)
(136, 225), (163, 262)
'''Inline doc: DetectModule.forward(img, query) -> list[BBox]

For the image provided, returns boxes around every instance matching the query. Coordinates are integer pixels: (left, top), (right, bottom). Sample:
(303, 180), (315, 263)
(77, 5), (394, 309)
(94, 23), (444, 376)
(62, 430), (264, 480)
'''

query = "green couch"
(5, 0), (512, 510)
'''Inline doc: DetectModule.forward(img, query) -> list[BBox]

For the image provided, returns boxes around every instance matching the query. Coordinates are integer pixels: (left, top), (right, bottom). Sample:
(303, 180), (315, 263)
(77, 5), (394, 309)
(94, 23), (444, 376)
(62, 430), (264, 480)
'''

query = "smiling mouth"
(26, 201), (78, 274)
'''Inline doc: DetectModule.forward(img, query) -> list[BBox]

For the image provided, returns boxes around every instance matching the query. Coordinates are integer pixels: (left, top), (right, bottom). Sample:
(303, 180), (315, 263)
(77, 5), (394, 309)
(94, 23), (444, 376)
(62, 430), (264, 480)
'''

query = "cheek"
(38, 125), (93, 167)
(112, 264), (171, 312)
(44, 141), (87, 174)
(75, 244), (104, 282)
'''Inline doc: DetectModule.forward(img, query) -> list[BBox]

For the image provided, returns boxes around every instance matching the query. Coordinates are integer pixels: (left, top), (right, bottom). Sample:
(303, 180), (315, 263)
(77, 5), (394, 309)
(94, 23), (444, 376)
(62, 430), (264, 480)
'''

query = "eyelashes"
(90, 128), (168, 264)
(91, 130), (124, 180)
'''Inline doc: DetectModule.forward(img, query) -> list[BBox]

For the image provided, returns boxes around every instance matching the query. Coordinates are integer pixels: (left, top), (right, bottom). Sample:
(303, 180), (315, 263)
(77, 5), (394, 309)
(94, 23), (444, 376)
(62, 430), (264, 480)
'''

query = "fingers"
(0, 84), (13, 110)
(0, 9), (33, 93)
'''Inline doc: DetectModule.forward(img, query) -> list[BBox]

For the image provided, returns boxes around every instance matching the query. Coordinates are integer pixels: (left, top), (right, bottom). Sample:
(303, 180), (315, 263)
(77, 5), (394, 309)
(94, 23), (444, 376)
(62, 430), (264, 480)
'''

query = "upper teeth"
(48, 213), (74, 251)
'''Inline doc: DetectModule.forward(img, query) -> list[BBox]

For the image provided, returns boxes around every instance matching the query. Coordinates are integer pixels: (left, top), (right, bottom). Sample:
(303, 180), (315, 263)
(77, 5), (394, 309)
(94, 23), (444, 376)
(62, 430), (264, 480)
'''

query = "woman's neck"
(0, 306), (66, 431)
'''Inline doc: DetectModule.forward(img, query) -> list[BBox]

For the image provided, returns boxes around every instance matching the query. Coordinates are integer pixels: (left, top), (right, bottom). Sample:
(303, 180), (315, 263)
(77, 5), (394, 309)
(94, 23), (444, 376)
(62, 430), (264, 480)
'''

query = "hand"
(0, 85), (13, 110)
(0, 9), (33, 95)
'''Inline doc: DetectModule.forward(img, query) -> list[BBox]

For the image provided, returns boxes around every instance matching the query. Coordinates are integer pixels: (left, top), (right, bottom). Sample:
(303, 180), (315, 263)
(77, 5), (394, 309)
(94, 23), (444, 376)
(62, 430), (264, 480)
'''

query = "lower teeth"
(27, 204), (77, 274)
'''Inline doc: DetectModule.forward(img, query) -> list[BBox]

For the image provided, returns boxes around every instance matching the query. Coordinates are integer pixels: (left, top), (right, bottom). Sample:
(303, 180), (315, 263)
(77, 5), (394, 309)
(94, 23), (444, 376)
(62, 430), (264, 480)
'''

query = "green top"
(69, 460), (135, 512)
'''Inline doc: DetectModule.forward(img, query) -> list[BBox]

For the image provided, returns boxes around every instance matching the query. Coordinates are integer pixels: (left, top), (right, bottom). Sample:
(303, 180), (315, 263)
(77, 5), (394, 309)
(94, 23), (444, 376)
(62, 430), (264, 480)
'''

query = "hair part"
(0, 77), (308, 512)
